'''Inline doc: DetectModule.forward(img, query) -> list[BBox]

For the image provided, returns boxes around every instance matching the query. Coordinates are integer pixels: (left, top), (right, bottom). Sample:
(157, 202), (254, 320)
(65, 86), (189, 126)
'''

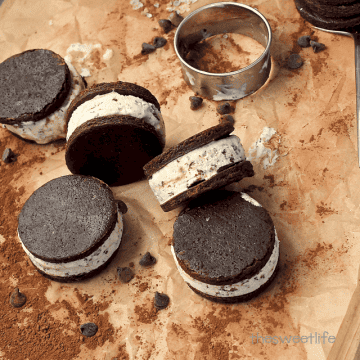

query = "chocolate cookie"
(17, 175), (126, 282)
(65, 82), (165, 186)
(172, 190), (280, 303)
(144, 122), (254, 212)
(295, 0), (360, 29)
(0, 49), (85, 144)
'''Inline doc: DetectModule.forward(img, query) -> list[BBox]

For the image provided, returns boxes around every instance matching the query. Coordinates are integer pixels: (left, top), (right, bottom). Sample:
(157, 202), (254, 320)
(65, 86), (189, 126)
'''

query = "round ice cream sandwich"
(17, 175), (127, 282)
(143, 122), (254, 212)
(172, 190), (279, 303)
(0, 49), (86, 144)
(295, 0), (360, 29)
(65, 82), (165, 186)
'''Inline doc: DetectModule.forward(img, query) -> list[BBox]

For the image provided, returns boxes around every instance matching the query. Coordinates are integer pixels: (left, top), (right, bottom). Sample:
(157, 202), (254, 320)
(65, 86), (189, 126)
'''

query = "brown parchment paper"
(1, 0), (360, 359)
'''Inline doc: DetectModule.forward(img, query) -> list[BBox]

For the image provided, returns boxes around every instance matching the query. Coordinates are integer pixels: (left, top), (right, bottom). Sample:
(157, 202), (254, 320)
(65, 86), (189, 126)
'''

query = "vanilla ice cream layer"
(149, 135), (246, 205)
(2, 60), (85, 144)
(66, 92), (165, 146)
(19, 211), (123, 278)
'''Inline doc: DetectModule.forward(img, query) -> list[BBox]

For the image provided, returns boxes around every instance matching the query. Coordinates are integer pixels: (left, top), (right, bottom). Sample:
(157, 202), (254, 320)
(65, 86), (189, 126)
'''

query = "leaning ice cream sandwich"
(0, 49), (85, 144)
(17, 175), (127, 282)
(65, 82), (165, 186)
(172, 190), (280, 303)
(143, 122), (254, 212)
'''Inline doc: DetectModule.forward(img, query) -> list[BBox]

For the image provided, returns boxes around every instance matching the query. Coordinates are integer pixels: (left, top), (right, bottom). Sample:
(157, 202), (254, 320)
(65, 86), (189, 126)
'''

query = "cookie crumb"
(297, 35), (311, 48)
(10, 288), (26, 308)
(310, 40), (326, 53)
(216, 102), (234, 115)
(117, 267), (135, 283)
(141, 43), (156, 55)
(139, 252), (156, 267)
(80, 323), (98, 337)
(116, 200), (128, 214)
(154, 291), (169, 310)
(189, 96), (203, 110)
(168, 12), (183, 27)
(158, 19), (173, 34)
(2, 148), (16, 163)
(153, 37), (167, 49)
(220, 114), (235, 124)
(288, 54), (303, 69)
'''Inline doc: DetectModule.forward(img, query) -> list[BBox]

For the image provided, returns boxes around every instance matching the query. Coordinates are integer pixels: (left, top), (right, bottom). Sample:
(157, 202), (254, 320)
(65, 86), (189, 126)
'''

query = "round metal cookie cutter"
(174, 2), (272, 101)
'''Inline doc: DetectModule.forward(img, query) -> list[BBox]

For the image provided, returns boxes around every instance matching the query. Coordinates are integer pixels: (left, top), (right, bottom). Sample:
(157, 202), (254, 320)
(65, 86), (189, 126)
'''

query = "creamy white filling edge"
(149, 135), (246, 205)
(171, 230), (279, 298)
(2, 60), (85, 144)
(66, 92), (166, 147)
(18, 211), (123, 277)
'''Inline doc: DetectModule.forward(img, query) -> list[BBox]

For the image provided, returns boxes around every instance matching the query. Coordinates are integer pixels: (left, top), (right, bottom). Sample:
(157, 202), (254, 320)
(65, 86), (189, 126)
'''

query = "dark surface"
(80, 323), (98, 337)
(295, 0), (360, 30)
(18, 175), (117, 262)
(0, 49), (71, 124)
(144, 122), (234, 177)
(160, 160), (254, 212)
(65, 115), (163, 186)
(173, 190), (275, 285)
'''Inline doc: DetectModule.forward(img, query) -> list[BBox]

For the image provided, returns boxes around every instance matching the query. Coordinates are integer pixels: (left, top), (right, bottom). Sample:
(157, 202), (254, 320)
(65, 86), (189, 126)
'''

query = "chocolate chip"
(220, 115), (235, 124)
(168, 12), (183, 27)
(10, 288), (26, 308)
(154, 292), (169, 310)
(153, 37), (167, 49)
(158, 19), (173, 34)
(116, 200), (128, 214)
(297, 35), (311, 48)
(141, 43), (156, 55)
(117, 267), (134, 283)
(310, 40), (326, 53)
(288, 54), (303, 69)
(216, 102), (233, 115)
(189, 96), (203, 110)
(80, 323), (98, 337)
(139, 252), (156, 267)
(2, 148), (16, 163)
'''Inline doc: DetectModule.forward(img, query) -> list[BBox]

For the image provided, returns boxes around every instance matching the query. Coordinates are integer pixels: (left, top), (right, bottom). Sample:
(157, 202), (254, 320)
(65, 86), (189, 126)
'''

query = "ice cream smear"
(66, 91), (166, 146)
(149, 135), (246, 205)
(2, 60), (85, 144)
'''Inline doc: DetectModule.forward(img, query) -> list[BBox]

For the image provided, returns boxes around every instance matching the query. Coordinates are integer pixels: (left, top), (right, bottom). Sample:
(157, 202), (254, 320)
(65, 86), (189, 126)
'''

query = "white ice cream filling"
(66, 92), (165, 146)
(18, 211), (123, 278)
(148, 135), (246, 205)
(171, 193), (279, 298)
(2, 60), (85, 144)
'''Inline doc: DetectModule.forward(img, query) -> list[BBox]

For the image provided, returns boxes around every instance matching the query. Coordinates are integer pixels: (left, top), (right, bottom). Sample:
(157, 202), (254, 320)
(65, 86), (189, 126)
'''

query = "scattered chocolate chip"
(117, 267), (134, 283)
(297, 35), (311, 48)
(80, 323), (98, 337)
(116, 200), (128, 214)
(139, 252), (156, 267)
(288, 54), (303, 69)
(153, 37), (167, 49)
(168, 12), (183, 27)
(158, 19), (173, 34)
(310, 40), (326, 53)
(154, 292), (169, 310)
(216, 102), (234, 115)
(189, 96), (203, 110)
(2, 148), (16, 163)
(141, 43), (156, 55)
(10, 288), (26, 308)
(220, 114), (235, 124)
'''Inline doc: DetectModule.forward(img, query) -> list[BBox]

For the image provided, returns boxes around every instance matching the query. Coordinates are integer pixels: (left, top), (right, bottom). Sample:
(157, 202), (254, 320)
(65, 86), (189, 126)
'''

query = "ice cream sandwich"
(17, 175), (127, 282)
(143, 122), (254, 212)
(65, 82), (165, 186)
(172, 190), (279, 303)
(0, 49), (85, 144)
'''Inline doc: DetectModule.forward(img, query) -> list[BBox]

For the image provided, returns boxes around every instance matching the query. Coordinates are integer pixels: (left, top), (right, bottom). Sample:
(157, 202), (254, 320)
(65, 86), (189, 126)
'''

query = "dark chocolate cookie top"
(173, 190), (275, 285)
(18, 175), (117, 262)
(0, 49), (71, 124)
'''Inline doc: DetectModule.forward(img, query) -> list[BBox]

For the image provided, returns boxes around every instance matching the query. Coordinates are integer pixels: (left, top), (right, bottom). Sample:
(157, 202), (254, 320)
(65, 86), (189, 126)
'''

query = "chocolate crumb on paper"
(139, 252), (157, 267)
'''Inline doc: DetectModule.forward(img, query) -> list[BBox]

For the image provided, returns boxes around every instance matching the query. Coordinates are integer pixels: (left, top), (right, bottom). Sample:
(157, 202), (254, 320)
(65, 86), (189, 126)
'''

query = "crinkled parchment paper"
(1, 0), (360, 359)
